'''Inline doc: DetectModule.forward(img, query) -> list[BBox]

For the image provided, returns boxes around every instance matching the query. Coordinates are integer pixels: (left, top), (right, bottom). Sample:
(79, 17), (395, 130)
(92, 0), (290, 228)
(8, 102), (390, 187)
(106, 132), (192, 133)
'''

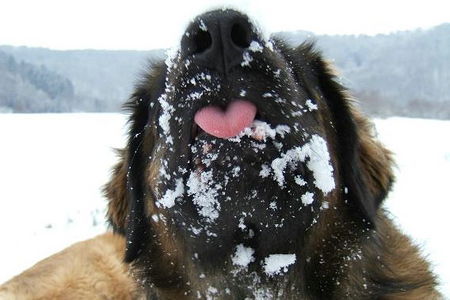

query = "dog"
(0, 9), (442, 299)
(102, 9), (441, 299)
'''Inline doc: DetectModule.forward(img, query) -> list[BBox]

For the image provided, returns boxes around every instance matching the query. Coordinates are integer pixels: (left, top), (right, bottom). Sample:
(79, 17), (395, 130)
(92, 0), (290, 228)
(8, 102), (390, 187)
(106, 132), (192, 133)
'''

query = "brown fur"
(104, 149), (129, 230)
(0, 233), (144, 299)
(377, 217), (442, 299)
(353, 109), (394, 198)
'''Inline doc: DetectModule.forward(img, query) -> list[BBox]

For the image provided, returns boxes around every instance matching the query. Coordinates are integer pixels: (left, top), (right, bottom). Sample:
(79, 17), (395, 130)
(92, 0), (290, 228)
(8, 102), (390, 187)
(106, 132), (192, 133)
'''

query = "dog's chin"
(190, 132), (277, 169)
(163, 130), (317, 264)
(181, 132), (281, 224)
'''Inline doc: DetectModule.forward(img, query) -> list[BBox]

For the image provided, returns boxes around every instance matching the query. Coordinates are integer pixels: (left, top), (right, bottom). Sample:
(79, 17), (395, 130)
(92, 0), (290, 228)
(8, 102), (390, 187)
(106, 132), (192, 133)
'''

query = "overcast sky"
(1, 0), (449, 50)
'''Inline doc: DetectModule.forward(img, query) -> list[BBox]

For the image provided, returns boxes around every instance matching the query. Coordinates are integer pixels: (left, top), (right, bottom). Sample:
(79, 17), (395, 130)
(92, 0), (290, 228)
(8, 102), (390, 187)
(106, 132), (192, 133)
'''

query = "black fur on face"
(107, 8), (396, 296)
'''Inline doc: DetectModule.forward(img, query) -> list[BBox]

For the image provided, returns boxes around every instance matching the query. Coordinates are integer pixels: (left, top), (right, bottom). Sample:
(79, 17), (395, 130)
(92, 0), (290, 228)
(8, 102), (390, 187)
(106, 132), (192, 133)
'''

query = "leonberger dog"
(0, 9), (442, 300)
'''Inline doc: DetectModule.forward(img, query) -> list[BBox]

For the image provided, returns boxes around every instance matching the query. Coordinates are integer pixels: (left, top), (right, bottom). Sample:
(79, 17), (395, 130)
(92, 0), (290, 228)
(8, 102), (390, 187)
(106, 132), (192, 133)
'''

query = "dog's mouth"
(189, 99), (275, 143)
(182, 95), (298, 223)
(193, 99), (257, 139)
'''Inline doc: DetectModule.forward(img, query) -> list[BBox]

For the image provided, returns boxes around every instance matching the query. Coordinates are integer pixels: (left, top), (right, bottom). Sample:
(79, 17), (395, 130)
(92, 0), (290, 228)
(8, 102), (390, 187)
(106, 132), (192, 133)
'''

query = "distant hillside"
(0, 51), (74, 112)
(277, 23), (450, 118)
(0, 47), (165, 112)
(0, 23), (449, 118)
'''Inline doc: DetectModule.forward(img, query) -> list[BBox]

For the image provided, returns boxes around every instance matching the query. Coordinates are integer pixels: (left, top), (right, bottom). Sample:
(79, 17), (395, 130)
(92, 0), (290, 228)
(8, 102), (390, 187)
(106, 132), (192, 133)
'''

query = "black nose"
(181, 9), (259, 74)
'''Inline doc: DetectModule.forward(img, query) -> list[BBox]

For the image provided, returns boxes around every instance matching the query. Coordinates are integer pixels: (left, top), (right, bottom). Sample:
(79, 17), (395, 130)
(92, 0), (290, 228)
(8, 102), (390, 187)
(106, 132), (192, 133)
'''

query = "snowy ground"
(376, 118), (450, 296)
(0, 114), (449, 296)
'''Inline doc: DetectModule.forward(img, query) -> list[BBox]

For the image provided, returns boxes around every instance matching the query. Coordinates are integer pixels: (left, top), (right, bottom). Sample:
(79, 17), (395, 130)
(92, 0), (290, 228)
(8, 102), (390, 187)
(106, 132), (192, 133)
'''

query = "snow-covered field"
(0, 114), (449, 296)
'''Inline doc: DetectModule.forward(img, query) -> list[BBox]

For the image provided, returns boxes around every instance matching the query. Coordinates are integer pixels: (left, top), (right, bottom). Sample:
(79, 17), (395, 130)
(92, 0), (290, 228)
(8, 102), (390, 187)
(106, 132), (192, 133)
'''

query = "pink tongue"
(194, 100), (257, 138)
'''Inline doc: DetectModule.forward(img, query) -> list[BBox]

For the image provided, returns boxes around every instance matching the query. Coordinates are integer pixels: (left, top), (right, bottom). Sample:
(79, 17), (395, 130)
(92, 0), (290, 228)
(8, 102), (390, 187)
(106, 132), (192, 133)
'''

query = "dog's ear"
(104, 148), (129, 234)
(104, 71), (161, 262)
(103, 89), (150, 262)
(351, 110), (395, 210)
(290, 42), (394, 225)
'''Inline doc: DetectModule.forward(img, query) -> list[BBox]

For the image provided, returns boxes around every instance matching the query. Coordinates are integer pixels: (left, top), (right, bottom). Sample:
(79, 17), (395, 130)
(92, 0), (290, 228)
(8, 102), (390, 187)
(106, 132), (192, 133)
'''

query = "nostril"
(183, 10), (256, 73)
(192, 30), (212, 55)
(231, 23), (251, 49)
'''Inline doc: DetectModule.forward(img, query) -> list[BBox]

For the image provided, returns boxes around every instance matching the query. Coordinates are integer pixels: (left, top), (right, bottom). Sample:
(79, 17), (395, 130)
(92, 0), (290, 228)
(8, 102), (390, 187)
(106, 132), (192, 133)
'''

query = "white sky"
(1, 0), (449, 50)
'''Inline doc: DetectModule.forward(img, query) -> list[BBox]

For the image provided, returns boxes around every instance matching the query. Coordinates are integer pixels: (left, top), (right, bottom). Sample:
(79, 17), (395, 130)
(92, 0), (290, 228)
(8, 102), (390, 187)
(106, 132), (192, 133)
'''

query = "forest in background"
(1, 23), (449, 118)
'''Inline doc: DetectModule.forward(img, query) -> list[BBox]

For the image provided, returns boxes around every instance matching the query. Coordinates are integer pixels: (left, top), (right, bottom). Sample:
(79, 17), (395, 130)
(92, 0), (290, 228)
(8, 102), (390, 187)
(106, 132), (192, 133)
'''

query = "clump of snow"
(158, 94), (174, 141)
(269, 134), (335, 194)
(291, 110), (303, 117)
(189, 225), (202, 235)
(159, 44), (185, 144)
(305, 99), (318, 111)
(187, 170), (221, 222)
(165, 46), (180, 71)
(238, 217), (246, 230)
(185, 91), (204, 102)
(251, 141), (266, 151)
(190, 72), (212, 85)
(206, 286), (218, 300)
(199, 19), (208, 31)
(232, 166), (241, 177)
(301, 192), (314, 205)
(265, 40), (274, 52)
(263, 254), (296, 276)
(321, 201), (329, 210)
(157, 178), (185, 208)
(151, 214), (159, 222)
(269, 201), (277, 210)
(259, 164), (271, 178)
(232, 244), (255, 268)
(274, 97), (287, 104)
(295, 176), (306, 186)
(249, 41), (263, 53)
(229, 120), (290, 142)
(273, 69), (281, 77)
(306, 135), (335, 194)
(241, 52), (253, 67)
(159, 159), (171, 180)
(251, 121), (290, 141)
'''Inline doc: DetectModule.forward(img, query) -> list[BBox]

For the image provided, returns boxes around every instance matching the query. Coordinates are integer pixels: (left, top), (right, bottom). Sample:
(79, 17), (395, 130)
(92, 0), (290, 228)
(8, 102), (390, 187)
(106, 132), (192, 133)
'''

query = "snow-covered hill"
(0, 114), (449, 295)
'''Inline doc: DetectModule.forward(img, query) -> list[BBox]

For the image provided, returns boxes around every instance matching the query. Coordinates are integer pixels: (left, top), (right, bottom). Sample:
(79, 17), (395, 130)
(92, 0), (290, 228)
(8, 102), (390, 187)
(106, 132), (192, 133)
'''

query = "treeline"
(278, 23), (450, 118)
(0, 51), (74, 112)
(0, 23), (449, 118)
(0, 48), (162, 112)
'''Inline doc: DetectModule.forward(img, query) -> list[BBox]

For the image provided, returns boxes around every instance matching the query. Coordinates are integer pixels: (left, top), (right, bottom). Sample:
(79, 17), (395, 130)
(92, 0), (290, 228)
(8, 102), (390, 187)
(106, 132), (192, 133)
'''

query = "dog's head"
(104, 8), (393, 282)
